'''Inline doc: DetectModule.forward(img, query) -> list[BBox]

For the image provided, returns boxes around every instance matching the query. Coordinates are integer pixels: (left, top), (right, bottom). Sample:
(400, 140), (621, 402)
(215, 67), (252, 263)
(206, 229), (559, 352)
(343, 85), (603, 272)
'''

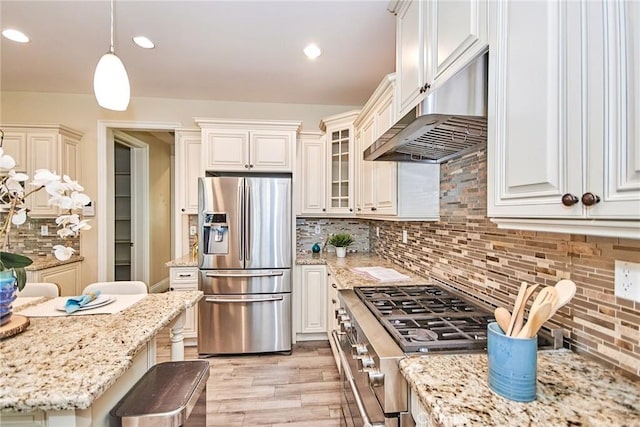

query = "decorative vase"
(335, 247), (347, 258)
(311, 243), (321, 253)
(0, 270), (18, 326)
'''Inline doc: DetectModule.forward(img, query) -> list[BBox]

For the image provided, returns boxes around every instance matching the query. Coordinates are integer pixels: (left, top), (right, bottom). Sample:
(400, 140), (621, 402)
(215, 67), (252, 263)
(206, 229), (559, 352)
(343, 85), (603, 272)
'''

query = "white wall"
(1, 91), (359, 286)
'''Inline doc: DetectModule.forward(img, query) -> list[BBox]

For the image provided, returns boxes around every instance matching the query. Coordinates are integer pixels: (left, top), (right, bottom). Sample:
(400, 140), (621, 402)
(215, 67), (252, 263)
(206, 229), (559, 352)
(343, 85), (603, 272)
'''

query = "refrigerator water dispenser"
(203, 213), (229, 255)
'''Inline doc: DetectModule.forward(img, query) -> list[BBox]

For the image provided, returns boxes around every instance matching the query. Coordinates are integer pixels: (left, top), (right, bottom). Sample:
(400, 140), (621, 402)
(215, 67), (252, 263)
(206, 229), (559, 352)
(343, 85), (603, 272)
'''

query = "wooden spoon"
(550, 279), (576, 316)
(506, 282), (528, 336)
(517, 300), (553, 338)
(510, 284), (540, 337)
(494, 307), (512, 333)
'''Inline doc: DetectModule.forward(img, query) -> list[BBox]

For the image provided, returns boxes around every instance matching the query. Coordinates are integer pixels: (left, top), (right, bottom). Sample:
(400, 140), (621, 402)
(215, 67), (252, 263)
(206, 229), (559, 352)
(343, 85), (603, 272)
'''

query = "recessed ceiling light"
(133, 36), (155, 49)
(2, 29), (30, 43)
(303, 43), (321, 60)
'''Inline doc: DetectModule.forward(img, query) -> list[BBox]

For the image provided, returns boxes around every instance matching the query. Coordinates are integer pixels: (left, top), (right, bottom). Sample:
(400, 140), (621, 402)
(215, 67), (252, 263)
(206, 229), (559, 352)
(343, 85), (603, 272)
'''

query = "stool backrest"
(18, 282), (60, 297)
(83, 281), (148, 295)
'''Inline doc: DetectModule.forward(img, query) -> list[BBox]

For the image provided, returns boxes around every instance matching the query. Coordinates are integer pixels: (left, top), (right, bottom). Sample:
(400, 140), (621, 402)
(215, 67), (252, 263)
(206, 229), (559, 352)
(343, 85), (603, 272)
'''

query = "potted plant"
(328, 233), (354, 258)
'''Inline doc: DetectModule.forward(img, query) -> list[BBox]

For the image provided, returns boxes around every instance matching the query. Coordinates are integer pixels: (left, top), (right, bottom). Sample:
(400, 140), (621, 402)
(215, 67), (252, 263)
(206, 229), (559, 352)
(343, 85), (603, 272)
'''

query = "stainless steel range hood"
(364, 54), (488, 163)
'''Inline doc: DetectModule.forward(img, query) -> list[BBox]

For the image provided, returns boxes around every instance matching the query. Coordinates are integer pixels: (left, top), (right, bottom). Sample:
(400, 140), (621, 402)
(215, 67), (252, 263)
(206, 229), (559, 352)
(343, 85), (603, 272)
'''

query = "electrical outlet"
(376, 226), (380, 238)
(615, 260), (640, 302)
(315, 224), (321, 235)
(402, 230), (408, 244)
(40, 225), (48, 236)
(189, 225), (197, 236)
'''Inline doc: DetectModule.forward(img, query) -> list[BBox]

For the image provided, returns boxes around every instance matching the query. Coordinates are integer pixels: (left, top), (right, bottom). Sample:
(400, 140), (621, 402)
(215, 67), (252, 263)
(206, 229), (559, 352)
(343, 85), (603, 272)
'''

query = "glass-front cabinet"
(319, 111), (359, 216)
(329, 128), (350, 211)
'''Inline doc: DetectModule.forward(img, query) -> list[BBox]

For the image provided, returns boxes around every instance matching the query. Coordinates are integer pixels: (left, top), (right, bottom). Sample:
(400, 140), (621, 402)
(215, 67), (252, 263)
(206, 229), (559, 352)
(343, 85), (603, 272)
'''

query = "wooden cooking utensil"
(494, 307), (512, 333)
(550, 279), (577, 316)
(510, 284), (540, 337)
(506, 282), (529, 336)
(517, 300), (553, 338)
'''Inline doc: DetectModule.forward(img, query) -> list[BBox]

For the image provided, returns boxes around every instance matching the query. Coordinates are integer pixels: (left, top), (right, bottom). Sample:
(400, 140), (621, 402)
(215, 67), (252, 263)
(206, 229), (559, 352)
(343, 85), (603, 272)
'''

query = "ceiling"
(0, 1), (396, 106)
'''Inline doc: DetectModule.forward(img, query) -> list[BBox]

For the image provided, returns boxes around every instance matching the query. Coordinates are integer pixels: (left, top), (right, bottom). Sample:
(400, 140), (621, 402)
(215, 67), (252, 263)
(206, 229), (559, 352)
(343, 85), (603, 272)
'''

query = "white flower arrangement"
(0, 131), (91, 290)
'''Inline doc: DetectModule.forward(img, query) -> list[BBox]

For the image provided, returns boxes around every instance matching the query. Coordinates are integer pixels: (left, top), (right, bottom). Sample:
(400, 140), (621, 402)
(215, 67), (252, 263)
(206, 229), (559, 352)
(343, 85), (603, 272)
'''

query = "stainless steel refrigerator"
(197, 175), (292, 355)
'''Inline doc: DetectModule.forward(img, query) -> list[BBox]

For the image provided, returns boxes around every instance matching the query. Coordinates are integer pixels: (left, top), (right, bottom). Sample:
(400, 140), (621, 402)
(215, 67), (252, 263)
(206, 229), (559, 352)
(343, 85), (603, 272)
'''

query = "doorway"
(114, 141), (132, 280)
(97, 120), (181, 286)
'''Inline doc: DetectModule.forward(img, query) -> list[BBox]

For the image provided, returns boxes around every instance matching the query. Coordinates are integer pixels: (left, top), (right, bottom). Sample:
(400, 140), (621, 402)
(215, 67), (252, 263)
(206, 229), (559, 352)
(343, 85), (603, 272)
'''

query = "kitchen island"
(0, 290), (203, 427)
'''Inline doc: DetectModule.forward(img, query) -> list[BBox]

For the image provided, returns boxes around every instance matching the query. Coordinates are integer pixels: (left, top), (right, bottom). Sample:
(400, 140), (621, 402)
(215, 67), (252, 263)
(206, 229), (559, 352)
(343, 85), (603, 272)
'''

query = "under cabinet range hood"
(364, 54), (488, 163)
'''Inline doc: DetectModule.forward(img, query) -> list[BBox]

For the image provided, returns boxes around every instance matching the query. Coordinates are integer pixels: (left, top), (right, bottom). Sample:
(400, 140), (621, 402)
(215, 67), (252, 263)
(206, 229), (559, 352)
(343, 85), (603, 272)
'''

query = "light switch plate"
(402, 230), (408, 244)
(189, 225), (197, 236)
(40, 225), (48, 236)
(615, 260), (640, 302)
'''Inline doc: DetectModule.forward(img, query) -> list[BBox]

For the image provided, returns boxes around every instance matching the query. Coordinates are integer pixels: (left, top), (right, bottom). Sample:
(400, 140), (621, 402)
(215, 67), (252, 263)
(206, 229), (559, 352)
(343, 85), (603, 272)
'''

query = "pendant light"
(93, 0), (130, 111)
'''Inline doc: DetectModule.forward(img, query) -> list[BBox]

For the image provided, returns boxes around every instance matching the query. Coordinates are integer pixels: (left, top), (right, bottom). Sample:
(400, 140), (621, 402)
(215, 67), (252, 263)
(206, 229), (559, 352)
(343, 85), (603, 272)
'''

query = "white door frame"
(97, 120), (182, 282)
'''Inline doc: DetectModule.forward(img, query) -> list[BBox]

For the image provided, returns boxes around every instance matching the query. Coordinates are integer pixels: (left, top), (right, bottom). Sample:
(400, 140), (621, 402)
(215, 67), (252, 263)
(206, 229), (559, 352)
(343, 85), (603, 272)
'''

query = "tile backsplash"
(0, 217), (80, 256)
(371, 148), (640, 379)
(296, 218), (369, 254)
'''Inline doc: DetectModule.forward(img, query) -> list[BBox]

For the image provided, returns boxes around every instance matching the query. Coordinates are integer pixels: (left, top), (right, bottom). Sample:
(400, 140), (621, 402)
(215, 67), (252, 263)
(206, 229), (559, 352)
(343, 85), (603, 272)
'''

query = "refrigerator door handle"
(237, 180), (244, 262)
(245, 182), (251, 262)
(205, 271), (285, 278)
(205, 295), (284, 303)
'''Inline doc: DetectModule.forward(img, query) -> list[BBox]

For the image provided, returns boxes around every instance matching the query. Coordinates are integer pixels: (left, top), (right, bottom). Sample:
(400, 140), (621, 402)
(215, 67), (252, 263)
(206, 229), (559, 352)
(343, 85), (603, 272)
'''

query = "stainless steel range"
(332, 280), (562, 427)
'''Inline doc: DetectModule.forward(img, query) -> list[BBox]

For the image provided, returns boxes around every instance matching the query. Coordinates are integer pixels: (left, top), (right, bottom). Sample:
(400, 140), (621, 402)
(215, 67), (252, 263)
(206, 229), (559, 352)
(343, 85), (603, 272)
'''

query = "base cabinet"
(326, 269), (340, 371)
(26, 261), (82, 297)
(298, 265), (327, 336)
(169, 267), (198, 346)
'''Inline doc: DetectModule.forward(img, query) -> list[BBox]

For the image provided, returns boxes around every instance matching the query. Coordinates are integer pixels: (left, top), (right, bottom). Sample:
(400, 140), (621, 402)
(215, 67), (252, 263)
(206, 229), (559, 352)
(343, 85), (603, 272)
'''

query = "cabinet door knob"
(581, 192), (601, 206)
(244, 164), (249, 169)
(371, 207), (377, 211)
(332, 283), (337, 289)
(249, 164), (254, 168)
(181, 208), (185, 212)
(322, 208), (326, 212)
(349, 208), (353, 212)
(561, 193), (579, 206)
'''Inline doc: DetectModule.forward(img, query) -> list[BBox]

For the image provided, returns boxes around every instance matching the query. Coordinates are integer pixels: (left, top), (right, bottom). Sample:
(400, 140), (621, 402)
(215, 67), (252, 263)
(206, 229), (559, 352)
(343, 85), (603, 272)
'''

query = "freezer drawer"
(199, 268), (291, 294)
(198, 293), (292, 355)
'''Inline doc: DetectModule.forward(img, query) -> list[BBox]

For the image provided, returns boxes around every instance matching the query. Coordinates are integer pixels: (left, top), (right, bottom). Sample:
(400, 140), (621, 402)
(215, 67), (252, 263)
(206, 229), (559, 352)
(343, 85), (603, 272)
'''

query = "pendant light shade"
(94, 51), (130, 111)
(93, 0), (130, 111)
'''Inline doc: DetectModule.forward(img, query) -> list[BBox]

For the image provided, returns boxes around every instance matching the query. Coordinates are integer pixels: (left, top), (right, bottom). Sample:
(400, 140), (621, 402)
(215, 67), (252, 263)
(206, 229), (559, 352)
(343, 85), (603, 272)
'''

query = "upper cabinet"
(175, 129), (201, 215)
(487, 0), (640, 238)
(391, 0), (488, 118)
(320, 111), (360, 216)
(195, 118), (301, 173)
(0, 124), (82, 217)
(297, 131), (327, 216)
(354, 74), (440, 220)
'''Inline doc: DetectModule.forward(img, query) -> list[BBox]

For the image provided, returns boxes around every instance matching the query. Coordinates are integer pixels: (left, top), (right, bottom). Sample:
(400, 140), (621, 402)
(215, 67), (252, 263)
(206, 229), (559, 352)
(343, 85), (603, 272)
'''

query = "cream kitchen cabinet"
(297, 132), (327, 216)
(195, 118), (300, 173)
(175, 129), (201, 215)
(27, 260), (82, 297)
(319, 111), (360, 216)
(169, 267), (198, 346)
(487, 0), (640, 238)
(391, 0), (488, 118)
(354, 74), (440, 220)
(294, 264), (329, 342)
(1, 124), (82, 217)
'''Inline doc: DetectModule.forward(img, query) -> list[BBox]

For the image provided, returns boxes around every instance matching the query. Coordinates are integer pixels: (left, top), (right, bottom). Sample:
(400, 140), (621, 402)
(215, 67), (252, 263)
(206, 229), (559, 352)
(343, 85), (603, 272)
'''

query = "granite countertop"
(165, 254), (198, 268)
(400, 350), (640, 426)
(296, 252), (427, 289)
(25, 255), (84, 271)
(0, 290), (203, 412)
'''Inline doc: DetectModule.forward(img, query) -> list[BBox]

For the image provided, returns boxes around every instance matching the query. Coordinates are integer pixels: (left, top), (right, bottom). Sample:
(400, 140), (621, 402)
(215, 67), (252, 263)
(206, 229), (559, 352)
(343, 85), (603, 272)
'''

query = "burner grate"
(355, 284), (495, 353)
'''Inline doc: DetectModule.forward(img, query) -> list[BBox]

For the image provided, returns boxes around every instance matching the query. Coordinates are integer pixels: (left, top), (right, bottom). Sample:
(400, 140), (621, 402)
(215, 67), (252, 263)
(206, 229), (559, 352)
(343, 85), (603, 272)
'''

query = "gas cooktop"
(355, 284), (495, 353)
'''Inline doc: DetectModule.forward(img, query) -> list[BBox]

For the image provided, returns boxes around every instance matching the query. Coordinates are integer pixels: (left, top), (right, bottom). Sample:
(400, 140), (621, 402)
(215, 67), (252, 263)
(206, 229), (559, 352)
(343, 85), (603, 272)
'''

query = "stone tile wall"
(296, 218), (369, 254)
(1, 217), (80, 256)
(370, 148), (640, 379)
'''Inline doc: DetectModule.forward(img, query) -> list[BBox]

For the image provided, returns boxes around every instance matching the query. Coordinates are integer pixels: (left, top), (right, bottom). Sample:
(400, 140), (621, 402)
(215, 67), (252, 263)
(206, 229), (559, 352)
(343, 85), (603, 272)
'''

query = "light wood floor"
(157, 327), (342, 426)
